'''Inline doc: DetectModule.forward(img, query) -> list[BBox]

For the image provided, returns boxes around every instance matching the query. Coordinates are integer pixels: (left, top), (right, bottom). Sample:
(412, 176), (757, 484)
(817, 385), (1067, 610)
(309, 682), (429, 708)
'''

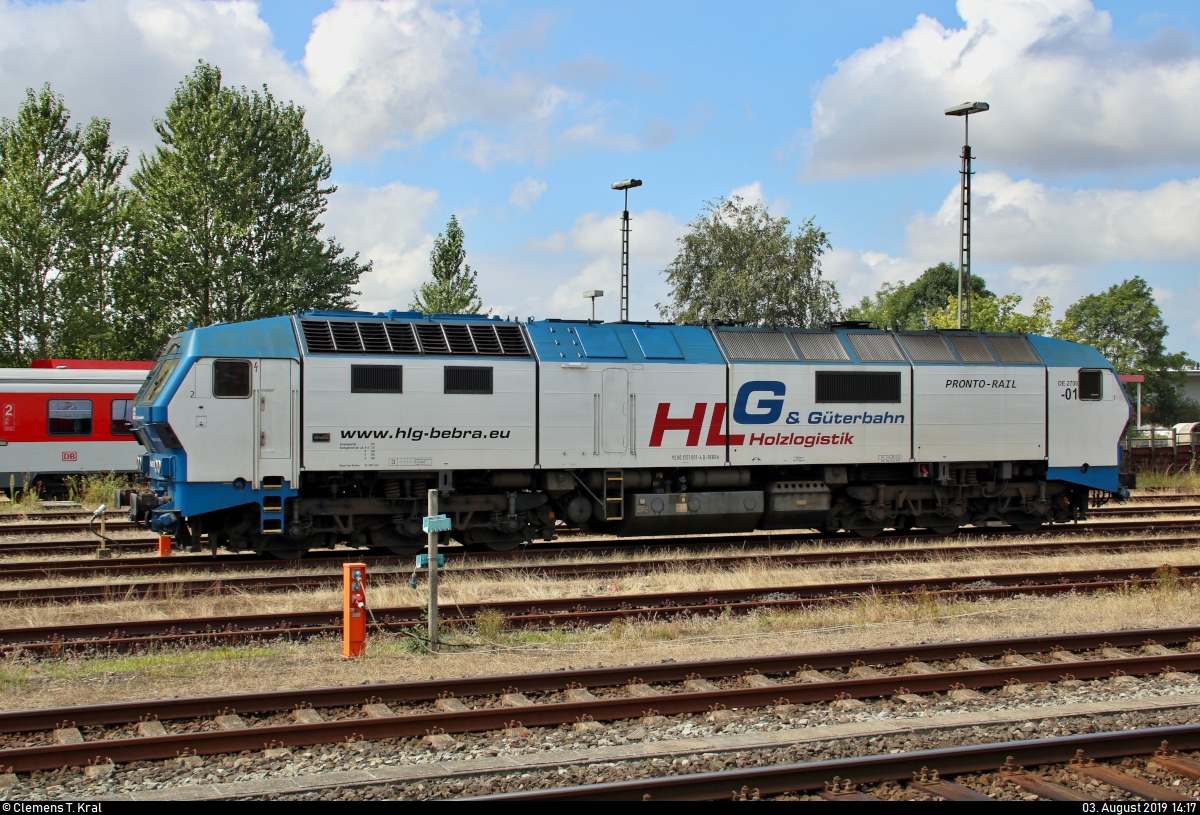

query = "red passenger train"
(0, 360), (152, 496)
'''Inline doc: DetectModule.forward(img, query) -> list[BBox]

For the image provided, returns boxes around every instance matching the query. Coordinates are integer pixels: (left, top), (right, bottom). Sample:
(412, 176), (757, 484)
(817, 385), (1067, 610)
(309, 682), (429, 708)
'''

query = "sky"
(2, 0), (1199, 358)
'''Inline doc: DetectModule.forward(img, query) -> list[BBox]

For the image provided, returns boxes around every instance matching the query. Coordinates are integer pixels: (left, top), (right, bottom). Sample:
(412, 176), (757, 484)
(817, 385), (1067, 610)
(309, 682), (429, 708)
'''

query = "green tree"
(53, 116), (138, 360)
(1056, 276), (1198, 425)
(845, 262), (991, 330)
(132, 62), (367, 351)
(0, 85), (130, 365)
(928, 292), (1053, 335)
(410, 214), (483, 314)
(658, 195), (839, 327)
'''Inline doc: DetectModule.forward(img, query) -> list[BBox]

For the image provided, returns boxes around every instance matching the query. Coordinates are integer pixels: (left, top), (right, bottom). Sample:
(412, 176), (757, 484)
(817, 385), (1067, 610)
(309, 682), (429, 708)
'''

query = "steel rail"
(0, 519), (139, 536)
(1, 559), (1196, 607)
(0, 537), (158, 556)
(2, 637), (1199, 772)
(3, 531), (1199, 584)
(476, 723), (1200, 801)
(2, 564), (1198, 652)
(3, 624), (1196, 732)
(0, 517), (1196, 559)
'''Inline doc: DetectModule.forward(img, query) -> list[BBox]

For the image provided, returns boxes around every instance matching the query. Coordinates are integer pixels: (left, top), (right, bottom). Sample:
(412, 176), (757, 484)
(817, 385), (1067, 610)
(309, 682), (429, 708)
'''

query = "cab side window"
(48, 399), (93, 435)
(214, 360), (252, 398)
(1079, 369), (1103, 401)
(110, 399), (134, 435)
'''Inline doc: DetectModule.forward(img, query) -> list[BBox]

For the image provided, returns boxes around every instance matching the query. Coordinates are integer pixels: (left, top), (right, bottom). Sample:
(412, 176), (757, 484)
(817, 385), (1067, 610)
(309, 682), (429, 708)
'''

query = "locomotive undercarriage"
(164, 461), (1086, 556)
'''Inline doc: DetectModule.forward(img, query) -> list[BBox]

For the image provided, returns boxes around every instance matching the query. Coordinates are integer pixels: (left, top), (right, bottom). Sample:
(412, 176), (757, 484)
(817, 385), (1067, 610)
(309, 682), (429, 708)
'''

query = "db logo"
(62, 451), (78, 462)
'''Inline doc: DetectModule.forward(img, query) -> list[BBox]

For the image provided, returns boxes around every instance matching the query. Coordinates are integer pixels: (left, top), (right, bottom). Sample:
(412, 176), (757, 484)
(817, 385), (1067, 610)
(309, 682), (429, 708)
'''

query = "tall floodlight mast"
(611, 179), (642, 322)
(944, 102), (989, 329)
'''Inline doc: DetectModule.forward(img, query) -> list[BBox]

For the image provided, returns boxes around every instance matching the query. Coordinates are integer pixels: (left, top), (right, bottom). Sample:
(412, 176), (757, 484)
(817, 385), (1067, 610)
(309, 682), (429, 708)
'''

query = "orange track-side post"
(343, 563), (368, 658)
(157, 535), (171, 557)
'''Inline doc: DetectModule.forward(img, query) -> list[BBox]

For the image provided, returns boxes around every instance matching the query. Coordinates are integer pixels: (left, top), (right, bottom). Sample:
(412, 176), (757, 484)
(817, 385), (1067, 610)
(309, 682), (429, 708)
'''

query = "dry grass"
(1136, 471), (1200, 493)
(2, 582), (1197, 713)
(1, 540), (1198, 632)
(64, 472), (134, 509)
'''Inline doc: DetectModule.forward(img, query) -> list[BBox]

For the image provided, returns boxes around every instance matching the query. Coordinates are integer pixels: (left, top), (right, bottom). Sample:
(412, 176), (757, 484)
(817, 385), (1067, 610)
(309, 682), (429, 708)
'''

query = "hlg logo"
(733, 380), (907, 427)
(733, 381), (786, 424)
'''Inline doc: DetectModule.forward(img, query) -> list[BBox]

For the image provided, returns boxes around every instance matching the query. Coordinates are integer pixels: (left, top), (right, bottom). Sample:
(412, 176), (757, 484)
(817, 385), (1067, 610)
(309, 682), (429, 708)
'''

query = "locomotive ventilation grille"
(299, 319), (529, 357)
(712, 328), (1041, 365)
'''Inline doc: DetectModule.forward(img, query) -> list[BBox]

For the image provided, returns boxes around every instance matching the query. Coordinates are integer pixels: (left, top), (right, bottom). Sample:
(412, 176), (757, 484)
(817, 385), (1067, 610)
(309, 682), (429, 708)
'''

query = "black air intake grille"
(816, 371), (902, 403)
(300, 320), (335, 353)
(416, 324), (449, 354)
(445, 366), (493, 394)
(330, 322), (364, 353)
(496, 324), (528, 354)
(357, 322), (391, 353)
(351, 365), (402, 393)
(385, 323), (419, 354)
(469, 324), (503, 355)
(298, 319), (530, 357)
(443, 324), (476, 354)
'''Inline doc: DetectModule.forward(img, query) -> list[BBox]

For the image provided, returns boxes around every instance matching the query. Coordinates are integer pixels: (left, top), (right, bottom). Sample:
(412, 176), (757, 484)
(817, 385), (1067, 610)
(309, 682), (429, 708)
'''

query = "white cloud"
(321, 180), (439, 312)
(0, 0), (574, 160)
(528, 208), (686, 320)
(808, 0), (1200, 177)
(908, 172), (1200, 265)
(508, 177), (547, 210)
(831, 171), (1200, 326)
(730, 181), (765, 206)
(0, 0), (288, 157)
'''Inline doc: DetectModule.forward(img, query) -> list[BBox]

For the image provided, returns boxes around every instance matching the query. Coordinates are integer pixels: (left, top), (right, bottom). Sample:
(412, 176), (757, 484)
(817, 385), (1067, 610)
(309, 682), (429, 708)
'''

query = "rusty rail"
(3, 563), (1199, 652)
(3, 626), (1200, 773)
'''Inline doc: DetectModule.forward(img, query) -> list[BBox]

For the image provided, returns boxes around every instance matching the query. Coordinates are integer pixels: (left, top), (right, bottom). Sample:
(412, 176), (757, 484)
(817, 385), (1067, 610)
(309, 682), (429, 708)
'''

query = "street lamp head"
(583, 290), (604, 299)
(945, 101), (989, 116)
(611, 179), (643, 191)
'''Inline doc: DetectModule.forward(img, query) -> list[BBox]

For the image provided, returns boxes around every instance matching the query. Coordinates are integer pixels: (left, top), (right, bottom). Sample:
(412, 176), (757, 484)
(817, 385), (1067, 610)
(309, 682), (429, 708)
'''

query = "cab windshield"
(135, 356), (180, 405)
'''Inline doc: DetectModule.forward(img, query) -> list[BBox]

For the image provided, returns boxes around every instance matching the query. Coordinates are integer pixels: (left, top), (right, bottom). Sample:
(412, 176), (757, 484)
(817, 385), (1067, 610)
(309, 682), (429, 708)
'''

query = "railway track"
(1, 514), (1198, 559)
(3, 562), (1197, 652)
(0, 499), (1193, 541)
(2, 625), (1199, 774)
(2, 529), (1199, 586)
(484, 724), (1200, 801)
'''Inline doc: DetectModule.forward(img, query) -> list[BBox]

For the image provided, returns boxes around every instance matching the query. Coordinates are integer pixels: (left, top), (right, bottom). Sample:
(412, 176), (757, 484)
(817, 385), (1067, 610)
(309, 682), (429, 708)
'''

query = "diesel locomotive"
(127, 311), (1133, 557)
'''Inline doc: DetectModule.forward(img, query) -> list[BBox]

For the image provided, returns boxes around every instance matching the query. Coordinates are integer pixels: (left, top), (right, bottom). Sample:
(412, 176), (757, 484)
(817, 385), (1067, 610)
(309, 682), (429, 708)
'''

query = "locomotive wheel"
(1006, 514), (1047, 533)
(455, 528), (525, 552)
(850, 524), (885, 538)
(929, 523), (960, 535)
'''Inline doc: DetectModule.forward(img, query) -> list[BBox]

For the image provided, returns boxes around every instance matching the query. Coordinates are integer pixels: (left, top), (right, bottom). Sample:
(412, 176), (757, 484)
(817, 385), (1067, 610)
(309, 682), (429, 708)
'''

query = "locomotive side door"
(256, 359), (298, 485)
(601, 367), (629, 453)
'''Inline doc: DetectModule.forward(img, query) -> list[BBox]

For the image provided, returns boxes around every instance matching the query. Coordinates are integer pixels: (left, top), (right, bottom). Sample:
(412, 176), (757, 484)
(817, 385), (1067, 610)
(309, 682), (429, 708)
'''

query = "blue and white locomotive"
(128, 311), (1133, 557)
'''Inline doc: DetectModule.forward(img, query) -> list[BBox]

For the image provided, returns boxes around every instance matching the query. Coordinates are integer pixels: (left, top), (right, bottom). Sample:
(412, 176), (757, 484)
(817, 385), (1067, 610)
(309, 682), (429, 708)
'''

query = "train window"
(815, 372), (902, 403)
(1079, 369), (1103, 401)
(351, 365), (402, 393)
(445, 366), (493, 394)
(213, 360), (252, 398)
(110, 399), (134, 435)
(48, 399), (93, 435)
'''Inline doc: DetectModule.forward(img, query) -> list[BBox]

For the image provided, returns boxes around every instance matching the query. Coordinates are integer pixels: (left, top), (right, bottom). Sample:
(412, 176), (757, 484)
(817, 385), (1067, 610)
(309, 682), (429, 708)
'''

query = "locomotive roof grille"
(897, 334), (957, 363)
(987, 335), (1042, 365)
(948, 334), (996, 364)
(298, 319), (529, 357)
(715, 329), (798, 361)
(847, 332), (907, 362)
(790, 332), (851, 361)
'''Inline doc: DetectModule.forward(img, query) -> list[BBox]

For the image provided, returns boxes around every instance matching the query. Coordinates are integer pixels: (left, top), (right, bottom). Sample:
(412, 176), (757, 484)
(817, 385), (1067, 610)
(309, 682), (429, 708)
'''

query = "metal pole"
(1137, 382), (1142, 429)
(958, 115), (972, 330)
(620, 188), (630, 322)
(427, 488), (439, 653)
